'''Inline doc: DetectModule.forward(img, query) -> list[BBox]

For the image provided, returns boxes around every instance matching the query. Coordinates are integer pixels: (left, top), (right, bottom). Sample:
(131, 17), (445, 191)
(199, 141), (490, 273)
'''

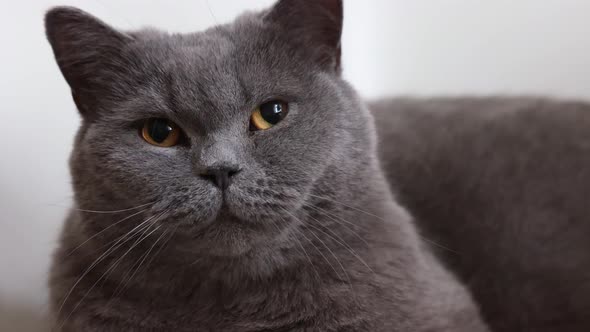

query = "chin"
(168, 182), (298, 258)
(184, 209), (277, 258)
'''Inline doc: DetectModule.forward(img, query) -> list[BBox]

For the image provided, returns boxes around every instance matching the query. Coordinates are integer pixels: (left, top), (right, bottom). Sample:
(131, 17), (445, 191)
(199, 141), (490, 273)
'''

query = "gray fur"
(45, 1), (488, 331)
(372, 97), (590, 331)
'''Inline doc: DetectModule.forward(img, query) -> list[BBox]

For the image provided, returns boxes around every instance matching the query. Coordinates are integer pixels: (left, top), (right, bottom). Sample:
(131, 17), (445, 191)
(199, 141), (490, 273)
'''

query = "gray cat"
(373, 97), (590, 332)
(44, 0), (490, 331)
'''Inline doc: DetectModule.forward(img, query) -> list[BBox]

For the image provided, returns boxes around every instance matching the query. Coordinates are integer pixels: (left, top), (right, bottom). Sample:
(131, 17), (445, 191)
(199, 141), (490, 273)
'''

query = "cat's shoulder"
(369, 96), (590, 147)
(369, 96), (590, 123)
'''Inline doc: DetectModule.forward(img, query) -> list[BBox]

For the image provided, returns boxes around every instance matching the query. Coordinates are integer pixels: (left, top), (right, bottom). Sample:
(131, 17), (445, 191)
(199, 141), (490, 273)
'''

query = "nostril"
(228, 169), (241, 178)
(199, 166), (241, 190)
(199, 173), (217, 183)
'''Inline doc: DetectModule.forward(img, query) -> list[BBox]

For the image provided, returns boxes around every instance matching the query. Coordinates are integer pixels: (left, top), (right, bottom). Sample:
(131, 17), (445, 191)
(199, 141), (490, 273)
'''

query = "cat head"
(45, 0), (375, 258)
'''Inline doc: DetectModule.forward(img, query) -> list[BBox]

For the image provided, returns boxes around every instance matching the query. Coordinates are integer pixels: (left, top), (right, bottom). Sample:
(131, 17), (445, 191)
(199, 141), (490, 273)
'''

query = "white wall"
(1, 0), (590, 327)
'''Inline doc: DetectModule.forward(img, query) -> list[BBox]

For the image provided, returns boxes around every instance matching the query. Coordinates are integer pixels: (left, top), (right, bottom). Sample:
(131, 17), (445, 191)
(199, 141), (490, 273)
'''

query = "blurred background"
(2, 0), (590, 330)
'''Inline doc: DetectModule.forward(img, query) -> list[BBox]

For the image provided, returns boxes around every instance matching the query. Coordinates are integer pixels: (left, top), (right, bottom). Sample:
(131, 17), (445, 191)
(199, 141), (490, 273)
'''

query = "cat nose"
(199, 165), (241, 190)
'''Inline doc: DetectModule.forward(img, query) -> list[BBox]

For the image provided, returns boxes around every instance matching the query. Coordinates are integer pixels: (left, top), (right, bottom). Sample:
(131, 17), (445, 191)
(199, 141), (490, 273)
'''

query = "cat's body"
(45, 0), (590, 331)
(45, 1), (487, 331)
(51, 176), (484, 332)
(373, 97), (590, 331)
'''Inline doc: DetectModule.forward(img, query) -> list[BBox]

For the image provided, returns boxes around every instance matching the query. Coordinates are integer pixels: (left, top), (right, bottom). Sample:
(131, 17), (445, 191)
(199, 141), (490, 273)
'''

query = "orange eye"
(250, 100), (289, 131)
(141, 118), (181, 147)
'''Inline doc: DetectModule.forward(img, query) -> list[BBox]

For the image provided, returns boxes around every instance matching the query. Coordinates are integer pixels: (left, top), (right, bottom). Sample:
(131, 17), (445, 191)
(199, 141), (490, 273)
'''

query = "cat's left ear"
(265, 0), (343, 73)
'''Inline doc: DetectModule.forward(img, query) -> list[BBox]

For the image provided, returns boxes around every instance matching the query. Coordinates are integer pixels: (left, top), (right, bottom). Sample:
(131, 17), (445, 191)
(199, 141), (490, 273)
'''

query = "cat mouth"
(218, 201), (239, 220)
(200, 189), (249, 225)
(187, 204), (273, 257)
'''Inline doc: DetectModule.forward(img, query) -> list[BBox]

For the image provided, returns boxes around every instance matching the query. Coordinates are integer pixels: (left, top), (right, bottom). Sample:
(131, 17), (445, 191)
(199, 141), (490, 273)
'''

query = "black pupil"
(260, 101), (284, 125)
(148, 119), (172, 143)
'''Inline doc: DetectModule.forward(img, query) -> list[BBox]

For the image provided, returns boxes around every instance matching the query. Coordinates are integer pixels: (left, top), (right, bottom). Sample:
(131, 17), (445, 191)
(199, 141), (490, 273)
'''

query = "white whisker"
(304, 203), (371, 248)
(66, 207), (150, 256)
(308, 194), (386, 222)
(305, 217), (375, 275)
(273, 216), (322, 281)
(110, 227), (170, 301)
(59, 213), (165, 330)
(305, 221), (354, 294)
(55, 211), (164, 326)
(308, 193), (459, 255)
(280, 207), (343, 280)
(69, 201), (155, 214)
(139, 223), (179, 274)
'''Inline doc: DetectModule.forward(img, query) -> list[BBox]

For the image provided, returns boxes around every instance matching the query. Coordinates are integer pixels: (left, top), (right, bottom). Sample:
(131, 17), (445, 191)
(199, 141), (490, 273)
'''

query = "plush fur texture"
(372, 97), (590, 332)
(44, 1), (490, 331)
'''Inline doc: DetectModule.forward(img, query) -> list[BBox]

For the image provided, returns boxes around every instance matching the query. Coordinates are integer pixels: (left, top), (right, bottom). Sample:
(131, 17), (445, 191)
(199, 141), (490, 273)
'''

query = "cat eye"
(250, 100), (289, 131)
(141, 118), (181, 147)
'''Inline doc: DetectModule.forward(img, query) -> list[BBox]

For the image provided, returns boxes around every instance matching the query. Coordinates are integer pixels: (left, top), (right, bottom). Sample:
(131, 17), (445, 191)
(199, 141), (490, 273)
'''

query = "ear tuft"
(265, 0), (343, 73)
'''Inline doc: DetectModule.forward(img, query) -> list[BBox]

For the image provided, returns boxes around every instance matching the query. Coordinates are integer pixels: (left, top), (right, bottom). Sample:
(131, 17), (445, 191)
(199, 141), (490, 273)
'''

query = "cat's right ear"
(45, 7), (133, 117)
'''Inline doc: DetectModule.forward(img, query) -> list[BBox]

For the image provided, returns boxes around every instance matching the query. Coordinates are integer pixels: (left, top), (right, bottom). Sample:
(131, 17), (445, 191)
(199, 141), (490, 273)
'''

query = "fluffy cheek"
(224, 149), (331, 224)
(154, 182), (223, 228)
(78, 128), (224, 227)
(225, 175), (305, 223)
(224, 121), (340, 223)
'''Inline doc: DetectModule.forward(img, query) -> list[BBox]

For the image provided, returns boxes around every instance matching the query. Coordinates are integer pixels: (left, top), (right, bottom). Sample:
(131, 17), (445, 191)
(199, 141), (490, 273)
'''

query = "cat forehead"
(124, 30), (245, 108)
(114, 32), (277, 132)
(122, 26), (305, 109)
(129, 29), (237, 73)
(125, 15), (290, 84)
(110, 18), (316, 125)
